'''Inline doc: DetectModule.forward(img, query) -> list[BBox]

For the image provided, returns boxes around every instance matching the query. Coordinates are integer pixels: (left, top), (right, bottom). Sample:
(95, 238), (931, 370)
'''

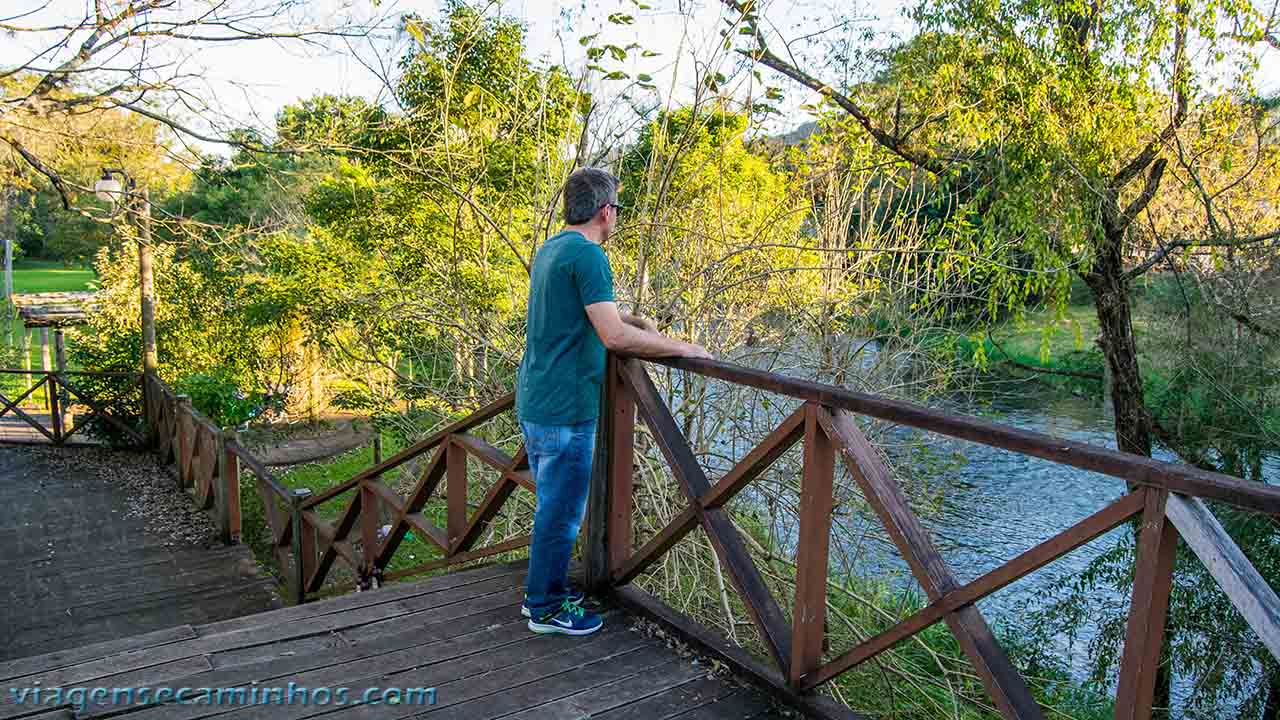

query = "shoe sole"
(527, 619), (603, 636)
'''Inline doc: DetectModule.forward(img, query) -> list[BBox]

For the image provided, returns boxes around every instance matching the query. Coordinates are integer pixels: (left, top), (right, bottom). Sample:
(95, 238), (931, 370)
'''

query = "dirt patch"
(239, 416), (375, 466)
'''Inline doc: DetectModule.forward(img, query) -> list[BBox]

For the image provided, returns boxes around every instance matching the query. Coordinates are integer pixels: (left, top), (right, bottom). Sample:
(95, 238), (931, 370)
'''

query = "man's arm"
(586, 302), (712, 359)
(620, 312), (657, 333)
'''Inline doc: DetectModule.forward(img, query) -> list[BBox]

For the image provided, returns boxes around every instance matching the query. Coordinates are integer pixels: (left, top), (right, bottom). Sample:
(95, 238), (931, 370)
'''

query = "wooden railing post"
(142, 372), (156, 448)
(585, 354), (614, 593)
(290, 486), (313, 605)
(791, 402), (836, 687)
(53, 330), (69, 435)
(48, 373), (63, 445)
(175, 395), (192, 488)
(606, 354), (636, 580)
(360, 432), (384, 588)
(219, 429), (241, 545)
(446, 437), (467, 553)
(1115, 488), (1178, 720)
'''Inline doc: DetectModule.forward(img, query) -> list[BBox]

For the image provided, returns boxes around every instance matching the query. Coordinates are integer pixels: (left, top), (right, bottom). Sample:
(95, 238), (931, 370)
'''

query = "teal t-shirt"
(516, 230), (615, 424)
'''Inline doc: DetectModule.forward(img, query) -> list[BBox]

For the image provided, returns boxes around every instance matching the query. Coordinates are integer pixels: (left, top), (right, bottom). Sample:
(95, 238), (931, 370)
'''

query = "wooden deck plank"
(0, 656), (214, 720)
(5, 582), (528, 703)
(592, 676), (742, 720)
(306, 633), (658, 720)
(80, 615), (554, 719)
(0, 626), (196, 682)
(417, 644), (675, 720)
(496, 658), (706, 720)
(346, 588), (525, 640)
(210, 601), (526, 673)
(161, 620), (644, 720)
(669, 690), (782, 719)
(192, 562), (525, 636)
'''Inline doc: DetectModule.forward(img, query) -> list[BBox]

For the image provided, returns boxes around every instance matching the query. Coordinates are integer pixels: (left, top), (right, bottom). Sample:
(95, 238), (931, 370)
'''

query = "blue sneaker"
(527, 599), (603, 636)
(521, 588), (585, 618)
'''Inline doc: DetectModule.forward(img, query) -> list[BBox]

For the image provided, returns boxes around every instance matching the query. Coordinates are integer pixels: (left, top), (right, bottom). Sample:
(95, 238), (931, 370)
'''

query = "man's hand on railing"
(587, 301), (714, 360)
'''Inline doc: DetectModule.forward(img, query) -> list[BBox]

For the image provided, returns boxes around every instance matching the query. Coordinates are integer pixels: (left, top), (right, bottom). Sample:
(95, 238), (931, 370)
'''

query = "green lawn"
(3, 260), (98, 377)
(11, 259), (97, 294)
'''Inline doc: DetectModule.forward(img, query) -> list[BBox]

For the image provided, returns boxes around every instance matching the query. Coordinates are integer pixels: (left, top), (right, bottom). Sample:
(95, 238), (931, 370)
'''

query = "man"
(517, 167), (711, 635)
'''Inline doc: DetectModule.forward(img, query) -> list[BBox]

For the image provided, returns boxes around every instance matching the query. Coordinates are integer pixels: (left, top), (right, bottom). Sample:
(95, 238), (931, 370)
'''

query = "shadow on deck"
(0, 561), (780, 720)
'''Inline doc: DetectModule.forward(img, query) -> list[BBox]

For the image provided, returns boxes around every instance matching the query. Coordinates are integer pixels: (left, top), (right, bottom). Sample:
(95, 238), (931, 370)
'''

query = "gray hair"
(562, 168), (619, 225)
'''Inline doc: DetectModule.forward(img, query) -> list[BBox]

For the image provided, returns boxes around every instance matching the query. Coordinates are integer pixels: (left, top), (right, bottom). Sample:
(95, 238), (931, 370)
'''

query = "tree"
(1, 1), (380, 208)
(714, 0), (1279, 714)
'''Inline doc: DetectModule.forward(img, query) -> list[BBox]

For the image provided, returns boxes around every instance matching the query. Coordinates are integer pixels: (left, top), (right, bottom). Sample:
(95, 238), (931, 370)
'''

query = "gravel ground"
(24, 445), (221, 547)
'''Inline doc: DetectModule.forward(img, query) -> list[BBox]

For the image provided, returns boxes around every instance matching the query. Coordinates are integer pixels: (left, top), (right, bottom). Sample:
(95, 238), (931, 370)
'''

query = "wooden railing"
(0, 368), (145, 446)
(9, 354), (1277, 720)
(242, 391), (532, 605)
(144, 373), (241, 545)
(595, 355), (1280, 720)
(286, 353), (1280, 720)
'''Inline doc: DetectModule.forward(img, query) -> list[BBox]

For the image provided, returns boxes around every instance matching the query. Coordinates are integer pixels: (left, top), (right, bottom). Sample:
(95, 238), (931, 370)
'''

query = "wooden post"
(584, 356), (613, 594)
(2, 233), (12, 349)
(791, 402), (836, 687)
(48, 372), (62, 445)
(40, 327), (50, 410)
(135, 188), (158, 376)
(446, 438), (467, 552)
(219, 430), (242, 545)
(22, 327), (32, 394)
(53, 329), (68, 433)
(360, 480), (380, 587)
(606, 354), (636, 578)
(361, 430), (385, 586)
(175, 395), (193, 488)
(290, 487), (313, 605)
(1115, 488), (1178, 720)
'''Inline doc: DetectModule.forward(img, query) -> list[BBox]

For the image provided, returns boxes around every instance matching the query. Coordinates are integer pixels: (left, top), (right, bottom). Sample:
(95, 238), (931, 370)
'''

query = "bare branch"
(720, 0), (946, 175)
(0, 133), (73, 209)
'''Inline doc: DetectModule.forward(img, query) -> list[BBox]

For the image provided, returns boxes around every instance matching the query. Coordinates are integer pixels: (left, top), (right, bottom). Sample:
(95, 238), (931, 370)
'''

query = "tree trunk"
(1083, 248), (1153, 457)
(1083, 239), (1172, 716)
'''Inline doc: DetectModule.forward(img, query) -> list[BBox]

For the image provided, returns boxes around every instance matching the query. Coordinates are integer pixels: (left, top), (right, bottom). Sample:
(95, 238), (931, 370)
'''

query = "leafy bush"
(174, 370), (276, 428)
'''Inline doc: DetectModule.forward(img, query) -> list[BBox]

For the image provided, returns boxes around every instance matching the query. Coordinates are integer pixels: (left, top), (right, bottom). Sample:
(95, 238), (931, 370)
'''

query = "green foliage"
(173, 370), (276, 428)
(616, 104), (812, 345)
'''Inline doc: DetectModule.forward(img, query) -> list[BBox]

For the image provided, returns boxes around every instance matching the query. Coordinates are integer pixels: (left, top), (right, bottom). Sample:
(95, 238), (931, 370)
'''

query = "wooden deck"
(0, 561), (782, 720)
(0, 445), (280, 662)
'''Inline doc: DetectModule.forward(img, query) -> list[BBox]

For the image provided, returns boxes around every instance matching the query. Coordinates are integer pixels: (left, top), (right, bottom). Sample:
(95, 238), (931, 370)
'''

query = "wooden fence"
(144, 373), (241, 545)
(280, 353), (1280, 720)
(0, 369), (145, 446)
(7, 357), (1279, 720)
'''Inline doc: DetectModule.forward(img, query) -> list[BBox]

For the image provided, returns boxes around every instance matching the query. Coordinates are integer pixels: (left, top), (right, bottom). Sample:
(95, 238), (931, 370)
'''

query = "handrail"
(646, 356), (1280, 515)
(0, 368), (141, 377)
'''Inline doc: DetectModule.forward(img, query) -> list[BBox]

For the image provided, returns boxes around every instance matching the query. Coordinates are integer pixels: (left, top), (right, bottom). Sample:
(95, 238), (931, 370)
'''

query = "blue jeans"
(521, 417), (597, 620)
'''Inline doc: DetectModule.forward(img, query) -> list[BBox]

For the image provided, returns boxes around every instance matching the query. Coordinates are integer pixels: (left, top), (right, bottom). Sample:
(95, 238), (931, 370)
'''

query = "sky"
(3, 0), (1278, 150)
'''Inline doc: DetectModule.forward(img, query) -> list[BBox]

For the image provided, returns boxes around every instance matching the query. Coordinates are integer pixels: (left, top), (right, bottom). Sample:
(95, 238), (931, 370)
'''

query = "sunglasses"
(602, 202), (625, 213)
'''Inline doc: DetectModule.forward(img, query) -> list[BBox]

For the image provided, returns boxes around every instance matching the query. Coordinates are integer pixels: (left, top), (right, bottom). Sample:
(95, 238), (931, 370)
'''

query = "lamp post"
(95, 168), (157, 376)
